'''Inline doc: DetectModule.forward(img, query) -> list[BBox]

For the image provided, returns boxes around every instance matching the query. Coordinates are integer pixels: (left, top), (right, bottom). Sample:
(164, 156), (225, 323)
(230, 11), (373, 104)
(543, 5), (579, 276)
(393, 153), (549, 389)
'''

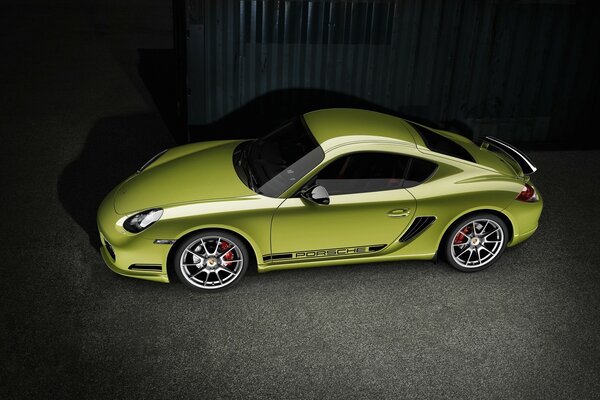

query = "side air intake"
(399, 216), (436, 243)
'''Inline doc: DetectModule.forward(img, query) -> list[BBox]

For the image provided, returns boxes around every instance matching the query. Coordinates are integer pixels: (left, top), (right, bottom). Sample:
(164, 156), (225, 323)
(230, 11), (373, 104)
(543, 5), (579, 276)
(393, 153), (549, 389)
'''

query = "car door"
(269, 151), (417, 262)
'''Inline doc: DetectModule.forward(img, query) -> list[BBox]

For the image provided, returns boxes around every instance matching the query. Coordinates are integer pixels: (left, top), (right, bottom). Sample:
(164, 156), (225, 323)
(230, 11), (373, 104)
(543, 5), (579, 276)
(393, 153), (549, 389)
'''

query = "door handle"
(387, 208), (411, 217)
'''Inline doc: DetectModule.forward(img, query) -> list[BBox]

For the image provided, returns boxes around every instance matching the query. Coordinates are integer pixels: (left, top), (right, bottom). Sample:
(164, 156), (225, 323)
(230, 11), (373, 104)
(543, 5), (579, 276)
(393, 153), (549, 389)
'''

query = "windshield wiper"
(241, 140), (260, 193)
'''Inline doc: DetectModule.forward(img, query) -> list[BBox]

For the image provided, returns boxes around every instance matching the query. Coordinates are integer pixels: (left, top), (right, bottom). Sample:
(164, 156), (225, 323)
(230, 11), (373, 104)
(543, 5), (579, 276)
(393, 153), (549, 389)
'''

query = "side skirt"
(258, 251), (436, 273)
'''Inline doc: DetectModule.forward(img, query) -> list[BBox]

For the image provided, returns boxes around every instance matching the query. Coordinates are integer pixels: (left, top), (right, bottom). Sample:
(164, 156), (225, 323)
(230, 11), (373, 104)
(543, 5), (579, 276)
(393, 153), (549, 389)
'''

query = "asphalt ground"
(1, 2), (600, 399)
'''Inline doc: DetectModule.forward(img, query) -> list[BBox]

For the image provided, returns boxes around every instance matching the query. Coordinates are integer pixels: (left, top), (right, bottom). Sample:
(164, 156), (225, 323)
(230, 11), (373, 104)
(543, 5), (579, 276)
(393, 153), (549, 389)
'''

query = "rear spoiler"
(481, 136), (537, 175)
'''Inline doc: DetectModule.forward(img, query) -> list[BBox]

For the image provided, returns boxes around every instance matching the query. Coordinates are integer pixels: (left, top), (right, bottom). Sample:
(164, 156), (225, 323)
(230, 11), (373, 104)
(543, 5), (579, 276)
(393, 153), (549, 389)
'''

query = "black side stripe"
(368, 244), (386, 252)
(263, 253), (293, 262)
(263, 244), (386, 263)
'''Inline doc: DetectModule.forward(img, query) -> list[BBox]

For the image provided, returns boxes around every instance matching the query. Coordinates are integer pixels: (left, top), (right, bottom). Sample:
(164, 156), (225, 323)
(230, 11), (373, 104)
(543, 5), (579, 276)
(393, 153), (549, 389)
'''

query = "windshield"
(233, 117), (324, 197)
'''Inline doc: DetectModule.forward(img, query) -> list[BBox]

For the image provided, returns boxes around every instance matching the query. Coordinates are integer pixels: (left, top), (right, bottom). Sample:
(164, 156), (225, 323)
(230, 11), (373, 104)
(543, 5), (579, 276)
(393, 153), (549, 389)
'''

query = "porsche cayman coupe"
(97, 109), (542, 291)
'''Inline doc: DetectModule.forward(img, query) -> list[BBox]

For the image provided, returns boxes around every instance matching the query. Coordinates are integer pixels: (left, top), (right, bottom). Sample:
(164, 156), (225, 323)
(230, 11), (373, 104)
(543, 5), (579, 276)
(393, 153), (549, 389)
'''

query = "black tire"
(444, 213), (508, 272)
(174, 230), (249, 292)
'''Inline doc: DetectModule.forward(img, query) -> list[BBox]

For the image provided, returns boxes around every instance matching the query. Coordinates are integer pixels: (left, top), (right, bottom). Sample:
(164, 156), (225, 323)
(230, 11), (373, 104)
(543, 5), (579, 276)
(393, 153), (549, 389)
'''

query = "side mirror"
(301, 185), (330, 205)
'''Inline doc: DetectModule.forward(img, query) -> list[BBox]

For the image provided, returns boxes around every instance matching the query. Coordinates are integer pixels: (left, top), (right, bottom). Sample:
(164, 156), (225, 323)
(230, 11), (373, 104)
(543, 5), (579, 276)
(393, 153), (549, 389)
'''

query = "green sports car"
(97, 108), (542, 291)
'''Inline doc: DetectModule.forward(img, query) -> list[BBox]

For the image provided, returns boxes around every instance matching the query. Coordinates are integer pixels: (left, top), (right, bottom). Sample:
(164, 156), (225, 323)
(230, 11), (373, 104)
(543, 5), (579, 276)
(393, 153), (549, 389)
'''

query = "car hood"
(113, 140), (255, 214)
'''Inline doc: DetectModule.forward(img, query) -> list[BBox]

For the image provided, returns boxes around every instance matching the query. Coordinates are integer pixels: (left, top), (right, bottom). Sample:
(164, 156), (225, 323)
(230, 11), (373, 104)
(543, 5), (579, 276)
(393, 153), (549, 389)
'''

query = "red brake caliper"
(220, 240), (234, 267)
(454, 226), (471, 245)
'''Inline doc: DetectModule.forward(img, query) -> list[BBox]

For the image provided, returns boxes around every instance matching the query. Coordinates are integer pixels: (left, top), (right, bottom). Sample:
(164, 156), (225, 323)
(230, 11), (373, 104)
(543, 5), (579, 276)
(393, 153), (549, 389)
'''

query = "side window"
(404, 158), (437, 188)
(315, 152), (409, 195)
(407, 121), (475, 163)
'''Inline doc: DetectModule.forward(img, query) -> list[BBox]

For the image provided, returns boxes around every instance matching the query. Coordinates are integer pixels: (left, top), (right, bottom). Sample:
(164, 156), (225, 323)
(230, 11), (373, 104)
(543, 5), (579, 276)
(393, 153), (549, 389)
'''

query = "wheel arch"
(435, 208), (515, 258)
(166, 225), (261, 282)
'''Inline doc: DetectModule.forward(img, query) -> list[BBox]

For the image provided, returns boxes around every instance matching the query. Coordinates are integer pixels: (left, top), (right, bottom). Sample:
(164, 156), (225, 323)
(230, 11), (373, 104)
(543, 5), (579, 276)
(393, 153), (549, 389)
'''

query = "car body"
(97, 108), (543, 291)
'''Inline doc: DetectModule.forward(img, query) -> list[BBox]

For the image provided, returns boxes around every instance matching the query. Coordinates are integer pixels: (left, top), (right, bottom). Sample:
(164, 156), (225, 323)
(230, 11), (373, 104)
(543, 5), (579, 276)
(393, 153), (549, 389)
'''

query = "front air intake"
(104, 239), (116, 260)
(128, 264), (162, 272)
(399, 216), (436, 243)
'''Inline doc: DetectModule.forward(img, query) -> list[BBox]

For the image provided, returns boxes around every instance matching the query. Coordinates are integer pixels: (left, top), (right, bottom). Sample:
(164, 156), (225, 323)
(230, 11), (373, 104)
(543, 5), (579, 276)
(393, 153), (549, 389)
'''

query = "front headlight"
(123, 208), (163, 233)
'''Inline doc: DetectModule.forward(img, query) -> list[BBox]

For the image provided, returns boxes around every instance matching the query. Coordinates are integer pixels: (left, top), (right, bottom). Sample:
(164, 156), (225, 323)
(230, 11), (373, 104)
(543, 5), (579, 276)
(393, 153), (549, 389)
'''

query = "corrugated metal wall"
(182, 0), (600, 144)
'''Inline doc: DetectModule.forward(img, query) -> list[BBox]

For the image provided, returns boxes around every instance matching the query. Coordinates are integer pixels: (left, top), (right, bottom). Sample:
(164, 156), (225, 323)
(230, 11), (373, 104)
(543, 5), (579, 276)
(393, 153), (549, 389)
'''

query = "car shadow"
(137, 48), (185, 142)
(186, 88), (472, 142)
(135, 48), (466, 143)
(57, 112), (175, 250)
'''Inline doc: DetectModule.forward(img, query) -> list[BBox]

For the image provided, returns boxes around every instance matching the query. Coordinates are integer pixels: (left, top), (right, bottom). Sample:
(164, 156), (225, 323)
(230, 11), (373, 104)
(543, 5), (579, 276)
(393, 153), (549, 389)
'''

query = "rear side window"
(404, 158), (437, 188)
(407, 121), (475, 163)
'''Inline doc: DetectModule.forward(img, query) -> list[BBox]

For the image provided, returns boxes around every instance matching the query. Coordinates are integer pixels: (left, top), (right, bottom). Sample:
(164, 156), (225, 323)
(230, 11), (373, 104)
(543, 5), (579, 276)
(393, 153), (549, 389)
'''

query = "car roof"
(303, 108), (417, 147)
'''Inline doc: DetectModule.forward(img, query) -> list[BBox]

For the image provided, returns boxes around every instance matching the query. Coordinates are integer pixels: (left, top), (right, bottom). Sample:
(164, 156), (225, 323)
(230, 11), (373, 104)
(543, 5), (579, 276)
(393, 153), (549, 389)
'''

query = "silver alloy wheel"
(450, 219), (505, 268)
(179, 235), (244, 290)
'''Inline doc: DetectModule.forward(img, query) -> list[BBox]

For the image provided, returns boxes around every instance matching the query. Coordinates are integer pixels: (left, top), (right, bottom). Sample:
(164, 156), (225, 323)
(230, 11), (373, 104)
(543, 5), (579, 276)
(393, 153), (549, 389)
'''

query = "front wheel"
(444, 214), (508, 272)
(174, 230), (249, 291)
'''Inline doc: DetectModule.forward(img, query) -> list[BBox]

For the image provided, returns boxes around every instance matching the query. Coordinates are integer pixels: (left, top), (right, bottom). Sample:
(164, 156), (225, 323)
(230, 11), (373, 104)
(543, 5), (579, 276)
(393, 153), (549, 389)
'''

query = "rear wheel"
(174, 230), (249, 291)
(444, 214), (508, 272)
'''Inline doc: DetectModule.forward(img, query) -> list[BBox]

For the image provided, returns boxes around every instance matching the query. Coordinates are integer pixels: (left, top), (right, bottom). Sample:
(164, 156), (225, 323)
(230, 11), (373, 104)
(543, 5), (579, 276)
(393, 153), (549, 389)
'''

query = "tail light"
(516, 183), (538, 202)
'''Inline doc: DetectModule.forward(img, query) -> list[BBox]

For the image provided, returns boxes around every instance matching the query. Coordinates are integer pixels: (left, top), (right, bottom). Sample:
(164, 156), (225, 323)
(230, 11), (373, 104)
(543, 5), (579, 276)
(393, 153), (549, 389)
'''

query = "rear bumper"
(503, 186), (543, 247)
(510, 225), (538, 246)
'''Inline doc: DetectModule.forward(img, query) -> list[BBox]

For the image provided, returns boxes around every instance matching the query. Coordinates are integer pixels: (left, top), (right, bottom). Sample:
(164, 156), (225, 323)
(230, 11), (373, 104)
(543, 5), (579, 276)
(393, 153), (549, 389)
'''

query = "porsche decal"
(264, 244), (386, 262)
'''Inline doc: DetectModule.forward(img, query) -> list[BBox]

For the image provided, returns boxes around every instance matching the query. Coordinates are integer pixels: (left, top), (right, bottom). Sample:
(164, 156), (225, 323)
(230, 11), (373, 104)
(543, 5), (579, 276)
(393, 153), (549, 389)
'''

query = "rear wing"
(481, 136), (537, 175)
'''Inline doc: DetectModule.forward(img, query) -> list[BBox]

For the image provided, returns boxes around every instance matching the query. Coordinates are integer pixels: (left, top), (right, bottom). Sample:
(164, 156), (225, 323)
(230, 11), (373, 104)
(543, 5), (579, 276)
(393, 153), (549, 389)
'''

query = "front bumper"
(97, 189), (171, 283)
(99, 232), (170, 283)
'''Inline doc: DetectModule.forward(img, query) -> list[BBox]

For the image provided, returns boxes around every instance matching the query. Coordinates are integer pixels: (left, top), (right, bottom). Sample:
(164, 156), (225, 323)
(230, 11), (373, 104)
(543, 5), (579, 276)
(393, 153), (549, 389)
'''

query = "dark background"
(1, 1), (600, 399)
(178, 0), (600, 147)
